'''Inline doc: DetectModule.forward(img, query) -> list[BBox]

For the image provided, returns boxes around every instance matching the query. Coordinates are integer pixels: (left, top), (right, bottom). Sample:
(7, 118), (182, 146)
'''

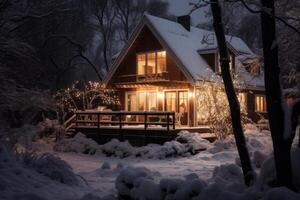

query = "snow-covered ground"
(1, 125), (300, 200)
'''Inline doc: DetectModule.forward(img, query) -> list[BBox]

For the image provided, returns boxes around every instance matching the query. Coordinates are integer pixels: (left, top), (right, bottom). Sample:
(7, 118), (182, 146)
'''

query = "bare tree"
(90, 0), (117, 72)
(259, 0), (295, 189)
(209, 0), (254, 186)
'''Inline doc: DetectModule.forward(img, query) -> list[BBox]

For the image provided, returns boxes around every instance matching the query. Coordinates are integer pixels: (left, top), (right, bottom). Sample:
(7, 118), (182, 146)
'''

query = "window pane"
(137, 54), (146, 75)
(178, 91), (188, 125)
(165, 92), (177, 112)
(147, 92), (157, 111)
(127, 94), (137, 111)
(147, 52), (156, 74)
(138, 92), (146, 111)
(255, 95), (267, 112)
(157, 51), (166, 73)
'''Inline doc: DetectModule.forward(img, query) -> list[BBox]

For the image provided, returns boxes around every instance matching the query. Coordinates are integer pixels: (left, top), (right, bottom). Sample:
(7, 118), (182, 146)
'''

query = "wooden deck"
(66, 111), (215, 146)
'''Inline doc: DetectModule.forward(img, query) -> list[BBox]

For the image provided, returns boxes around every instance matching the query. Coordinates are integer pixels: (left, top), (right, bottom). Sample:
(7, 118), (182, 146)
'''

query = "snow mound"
(99, 132), (212, 159)
(19, 152), (80, 186)
(211, 164), (244, 185)
(115, 167), (153, 199)
(55, 131), (213, 159)
(175, 131), (213, 153)
(101, 139), (135, 158)
(0, 145), (88, 200)
(54, 132), (99, 154)
(131, 177), (162, 200)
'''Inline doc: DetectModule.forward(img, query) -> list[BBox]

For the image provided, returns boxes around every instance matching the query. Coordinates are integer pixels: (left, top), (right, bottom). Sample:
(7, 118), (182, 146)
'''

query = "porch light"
(158, 91), (164, 100)
(189, 91), (195, 99)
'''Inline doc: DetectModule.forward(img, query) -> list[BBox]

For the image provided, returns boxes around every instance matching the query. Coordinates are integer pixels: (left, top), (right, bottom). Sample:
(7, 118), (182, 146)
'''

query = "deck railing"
(75, 111), (176, 131)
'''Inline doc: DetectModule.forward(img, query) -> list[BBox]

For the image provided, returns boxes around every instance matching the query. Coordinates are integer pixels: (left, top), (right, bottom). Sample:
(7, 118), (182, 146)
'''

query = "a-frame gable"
(104, 16), (195, 86)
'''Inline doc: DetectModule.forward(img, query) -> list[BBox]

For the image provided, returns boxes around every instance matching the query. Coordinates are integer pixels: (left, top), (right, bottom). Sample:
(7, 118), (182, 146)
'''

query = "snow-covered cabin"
(104, 14), (266, 127)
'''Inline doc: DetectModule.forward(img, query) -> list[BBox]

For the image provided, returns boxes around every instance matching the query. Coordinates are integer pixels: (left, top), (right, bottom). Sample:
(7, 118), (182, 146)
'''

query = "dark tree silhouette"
(209, 0), (254, 186)
(260, 0), (295, 189)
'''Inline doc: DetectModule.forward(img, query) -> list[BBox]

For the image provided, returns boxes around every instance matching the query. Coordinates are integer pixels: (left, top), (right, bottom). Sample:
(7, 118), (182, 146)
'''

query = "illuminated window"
(157, 51), (166, 73)
(255, 95), (267, 113)
(238, 92), (247, 111)
(136, 50), (166, 75)
(147, 52), (156, 74)
(215, 53), (234, 73)
(137, 91), (158, 111)
(137, 54), (146, 75)
(147, 92), (157, 111)
(165, 91), (177, 112)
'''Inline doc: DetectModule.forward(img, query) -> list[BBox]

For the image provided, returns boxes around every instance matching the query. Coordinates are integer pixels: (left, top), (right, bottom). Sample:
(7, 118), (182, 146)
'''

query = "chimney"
(177, 15), (191, 31)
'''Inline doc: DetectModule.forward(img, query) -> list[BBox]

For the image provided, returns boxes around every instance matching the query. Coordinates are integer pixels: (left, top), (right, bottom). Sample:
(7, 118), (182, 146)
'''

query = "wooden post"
(119, 113), (122, 129)
(97, 113), (100, 129)
(144, 112), (148, 130)
(172, 112), (175, 130)
(75, 113), (78, 128)
(167, 113), (170, 132)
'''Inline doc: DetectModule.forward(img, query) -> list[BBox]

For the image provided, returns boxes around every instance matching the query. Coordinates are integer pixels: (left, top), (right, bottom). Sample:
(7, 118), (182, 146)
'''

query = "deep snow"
(1, 125), (300, 200)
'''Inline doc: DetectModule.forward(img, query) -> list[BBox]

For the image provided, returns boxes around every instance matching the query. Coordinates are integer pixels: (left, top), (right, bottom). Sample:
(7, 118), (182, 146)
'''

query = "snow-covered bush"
(18, 152), (80, 186)
(54, 131), (213, 159)
(101, 139), (135, 158)
(54, 132), (99, 154)
(175, 131), (213, 153)
(115, 167), (153, 199)
(36, 118), (65, 139)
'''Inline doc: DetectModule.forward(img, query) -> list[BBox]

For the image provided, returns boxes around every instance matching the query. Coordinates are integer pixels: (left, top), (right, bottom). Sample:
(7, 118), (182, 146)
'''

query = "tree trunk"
(260, 0), (294, 189)
(291, 101), (300, 147)
(210, 0), (254, 186)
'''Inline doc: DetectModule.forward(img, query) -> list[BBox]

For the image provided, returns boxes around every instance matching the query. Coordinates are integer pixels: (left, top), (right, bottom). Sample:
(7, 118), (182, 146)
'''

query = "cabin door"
(164, 91), (188, 126)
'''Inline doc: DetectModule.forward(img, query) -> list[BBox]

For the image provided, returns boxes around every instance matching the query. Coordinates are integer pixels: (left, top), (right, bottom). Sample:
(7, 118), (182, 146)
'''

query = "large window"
(137, 50), (166, 75)
(137, 91), (158, 111)
(165, 91), (188, 126)
(255, 95), (267, 113)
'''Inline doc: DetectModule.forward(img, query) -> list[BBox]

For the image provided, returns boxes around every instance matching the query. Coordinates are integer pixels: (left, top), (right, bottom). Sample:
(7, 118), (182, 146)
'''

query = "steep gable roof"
(104, 14), (262, 88)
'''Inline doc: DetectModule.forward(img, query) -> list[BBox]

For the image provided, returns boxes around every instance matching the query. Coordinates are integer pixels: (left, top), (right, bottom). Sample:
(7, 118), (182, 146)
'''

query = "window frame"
(136, 50), (166, 75)
(254, 94), (267, 113)
(215, 52), (235, 74)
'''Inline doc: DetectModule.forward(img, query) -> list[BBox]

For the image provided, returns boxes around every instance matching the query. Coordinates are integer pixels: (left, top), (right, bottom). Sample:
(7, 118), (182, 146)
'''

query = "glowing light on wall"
(158, 91), (164, 100)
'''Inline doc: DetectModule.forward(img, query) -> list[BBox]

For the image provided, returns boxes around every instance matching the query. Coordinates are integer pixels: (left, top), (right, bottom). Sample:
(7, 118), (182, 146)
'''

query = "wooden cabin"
(103, 14), (266, 128)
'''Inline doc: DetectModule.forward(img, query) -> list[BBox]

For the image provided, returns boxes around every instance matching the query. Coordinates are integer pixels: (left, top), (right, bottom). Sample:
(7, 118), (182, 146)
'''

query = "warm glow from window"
(157, 51), (166, 73)
(238, 92), (247, 111)
(216, 53), (234, 73)
(147, 52), (156, 74)
(255, 95), (267, 113)
(165, 92), (177, 112)
(136, 50), (166, 75)
(137, 54), (146, 75)
(137, 91), (158, 111)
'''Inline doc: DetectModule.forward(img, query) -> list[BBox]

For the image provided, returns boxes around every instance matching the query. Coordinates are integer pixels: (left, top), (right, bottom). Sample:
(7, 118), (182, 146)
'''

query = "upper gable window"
(215, 53), (235, 74)
(137, 50), (166, 75)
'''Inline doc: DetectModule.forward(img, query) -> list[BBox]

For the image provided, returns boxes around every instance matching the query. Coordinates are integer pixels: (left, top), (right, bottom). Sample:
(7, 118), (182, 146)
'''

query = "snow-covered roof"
(104, 14), (264, 89)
